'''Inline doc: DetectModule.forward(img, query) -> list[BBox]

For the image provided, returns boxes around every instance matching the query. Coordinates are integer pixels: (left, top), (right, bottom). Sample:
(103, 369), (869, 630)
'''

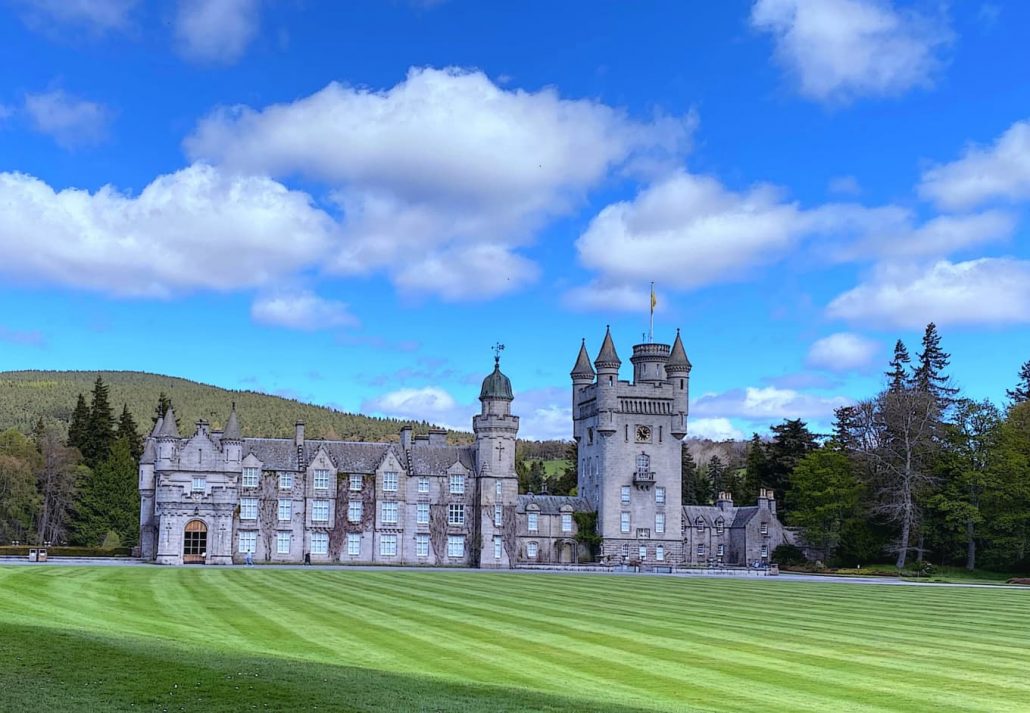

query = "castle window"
(277, 498), (291, 521)
(495, 481), (502, 498)
(191, 477), (206, 493)
(716, 518), (725, 535)
(416, 534), (429, 557)
(238, 531), (256, 554)
(312, 499), (330, 522)
(449, 474), (465, 495)
(447, 503), (464, 526)
(635, 453), (650, 474)
(494, 536), (502, 559)
(620, 512), (630, 533)
(417, 502), (429, 525)
(527, 541), (538, 558)
(383, 471), (398, 492)
(695, 517), (704, 532)
(696, 544), (705, 557)
(659, 426), (663, 443)
(760, 522), (769, 535)
(494, 504), (502, 527)
(656, 486), (666, 504)
(278, 473), (293, 490)
(680, 379), (684, 390)
(638, 545), (647, 561)
(588, 427), (594, 445)
(240, 497), (257, 520)
(418, 476), (430, 494)
(276, 532), (291, 555)
(382, 501), (399, 525)
(655, 513), (666, 534)
(346, 533), (360, 556)
(528, 512), (539, 532)
(380, 534), (397, 557)
(620, 544), (629, 556)
(347, 500), (363, 522)
(561, 513), (572, 533)
(349, 474), (362, 491)
(242, 467), (259, 488)
(621, 486), (630, 504)
(717, 544), (725, 558)
(656, 545), (665, 561)
(313, 469), (330, 490)
(310, 532), (328, 555)
(761, 545), (769, 559)
(447, 536), (464, 558)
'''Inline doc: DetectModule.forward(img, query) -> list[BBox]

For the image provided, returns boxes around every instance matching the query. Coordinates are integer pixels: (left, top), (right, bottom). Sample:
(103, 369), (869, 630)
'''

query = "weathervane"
(492, 342), (505, 365)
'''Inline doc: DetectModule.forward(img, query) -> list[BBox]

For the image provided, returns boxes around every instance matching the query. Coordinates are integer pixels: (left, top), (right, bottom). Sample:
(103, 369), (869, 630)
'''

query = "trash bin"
(28, 548), (38, 562)
(37, 549), (47, 562)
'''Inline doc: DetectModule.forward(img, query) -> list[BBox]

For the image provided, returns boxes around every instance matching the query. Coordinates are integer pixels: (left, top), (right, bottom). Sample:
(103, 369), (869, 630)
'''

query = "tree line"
(683, 323), (1030, 572)
(0, 377), (147, 548)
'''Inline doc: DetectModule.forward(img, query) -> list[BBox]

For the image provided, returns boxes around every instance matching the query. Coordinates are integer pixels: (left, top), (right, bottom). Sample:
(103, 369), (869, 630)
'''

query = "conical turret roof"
(594, 326), (621, 369)
(480, 358), (514, 401)
(150, 416), (164, 438)
(223, 403), (241, 440)
(666, 329), (692, 372)
(570, 339), (595, 379)
(157, 407), (180, 438)
(140, 438), (156, 464)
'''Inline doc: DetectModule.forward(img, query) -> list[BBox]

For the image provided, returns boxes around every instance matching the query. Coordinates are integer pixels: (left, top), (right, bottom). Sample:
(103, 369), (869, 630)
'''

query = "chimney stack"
(717, 491), (733, 511)
(400, 426), (413, 450)
(295, 421), (305, 448)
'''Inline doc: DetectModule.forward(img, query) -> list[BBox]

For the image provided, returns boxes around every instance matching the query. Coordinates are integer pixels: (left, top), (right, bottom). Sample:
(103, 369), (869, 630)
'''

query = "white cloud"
(918, 119), (1030, 210)
(11, 0), (136, 34)
(750, 0), (950, 103)
(693, 386), (851, 422)
(24, 90), (112, 148)
(0, 164), (336, 297)
(362, 386), (476, 432)
(185, 67), (692, 300)
(806, 332), (880, 372)
(689, 418), (744, 441)
(0, 104), (13, 121)
(827, 258), (1030, 328)
(573, 170), (810, 298)
(175, 0), (261, 64)
(251, 291), (357, 331)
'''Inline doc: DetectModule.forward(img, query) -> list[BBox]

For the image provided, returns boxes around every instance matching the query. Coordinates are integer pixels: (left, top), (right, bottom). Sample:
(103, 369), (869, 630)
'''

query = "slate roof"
(240, 437), (476, 475)
(731, 506), (760, 528)
(140, 438), (156, 465)
(516, 494), (593, 515)
(157, 408), (181, 438)
(594, 325), (621, 369)
(243, 438), (300, 470)
(666, 329), (692, 371)
(683, 505), (734, 528)
(408, 445), (476, 475)
(570, 339), (595, 379)
(222, 405), (241, 440)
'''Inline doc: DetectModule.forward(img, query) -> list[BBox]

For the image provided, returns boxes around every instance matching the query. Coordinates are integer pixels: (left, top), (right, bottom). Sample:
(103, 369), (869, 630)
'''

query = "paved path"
(2, 557), (1026, 589)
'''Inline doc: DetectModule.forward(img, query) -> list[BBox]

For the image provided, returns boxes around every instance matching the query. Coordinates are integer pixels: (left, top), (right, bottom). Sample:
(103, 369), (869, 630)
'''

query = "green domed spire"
(480, 356), (514, 401)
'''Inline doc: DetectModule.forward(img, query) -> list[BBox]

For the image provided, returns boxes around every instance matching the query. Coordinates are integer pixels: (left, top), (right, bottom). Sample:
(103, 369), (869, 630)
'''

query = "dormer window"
(715, 518), (725, 535)
(695, 517), (704, 532)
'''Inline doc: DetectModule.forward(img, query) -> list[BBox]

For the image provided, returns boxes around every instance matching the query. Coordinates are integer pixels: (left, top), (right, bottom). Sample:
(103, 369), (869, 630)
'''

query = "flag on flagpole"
(650, 282), (656, 314)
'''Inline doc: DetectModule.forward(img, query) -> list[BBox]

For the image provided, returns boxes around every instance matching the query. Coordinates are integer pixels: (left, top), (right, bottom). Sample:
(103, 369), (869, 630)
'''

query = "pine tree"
(116, 404), (143, 462)
(67, 394), (89, 452)
(1006, 359), (1030, 405)
(82, 377), (115, 469)
(765, 418), (818, 509)
(912, 323), (959, 406)
(741, 434), (767, 501)
(681, 447), (699, 505)
(706, 455), (726, 498)
(886, 340), (911, 392)
(151, 392), (179, 431)
(831, 405), (860, 451)
(74, 437), (139, 547)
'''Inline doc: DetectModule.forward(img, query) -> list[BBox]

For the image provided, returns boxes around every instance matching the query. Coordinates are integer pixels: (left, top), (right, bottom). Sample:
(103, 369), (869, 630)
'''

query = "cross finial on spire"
(492, 342), (505, 365)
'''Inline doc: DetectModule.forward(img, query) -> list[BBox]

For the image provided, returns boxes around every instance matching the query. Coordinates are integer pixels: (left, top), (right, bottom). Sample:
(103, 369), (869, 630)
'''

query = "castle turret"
(222, 403), (242, 463)
(594, 326), (621, 435)
(156, 406), (180, 463)
(665, 329), (692, 439)
(570, 338), (595, 414)
(630, 341), (671, 384)
(473, 353), (519, 569)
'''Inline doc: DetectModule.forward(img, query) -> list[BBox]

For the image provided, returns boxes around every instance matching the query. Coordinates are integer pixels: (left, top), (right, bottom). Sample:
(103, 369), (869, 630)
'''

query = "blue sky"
(1, 0), (1029, 441)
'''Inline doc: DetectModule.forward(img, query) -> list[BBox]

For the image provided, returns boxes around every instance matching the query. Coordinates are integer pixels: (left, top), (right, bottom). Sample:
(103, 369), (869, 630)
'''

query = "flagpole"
(649, 281), (655, 343)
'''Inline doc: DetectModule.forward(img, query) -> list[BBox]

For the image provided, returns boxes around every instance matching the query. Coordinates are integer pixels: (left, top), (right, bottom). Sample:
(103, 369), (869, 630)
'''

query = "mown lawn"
(0, 567), (1028, 712)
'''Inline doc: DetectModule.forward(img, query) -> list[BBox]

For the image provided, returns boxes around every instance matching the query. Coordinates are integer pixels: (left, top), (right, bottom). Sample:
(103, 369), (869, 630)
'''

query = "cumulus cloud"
(11, 0), (136, 34)
(806, 332), (880, 373)
(24, 90), (112, 148)
(573, 171), (810, 300)
(251, 291), (357, 330)
(827, 258), (1030, 328)
(918, 119), (1030, 210)
(185, 67), (692, 300)
(0, 164), (336, 296)
(175, 0), (261, 64)
(689, 418), (744, 441)
(693, 386), (851, 422)
(750, 0), (951, 103)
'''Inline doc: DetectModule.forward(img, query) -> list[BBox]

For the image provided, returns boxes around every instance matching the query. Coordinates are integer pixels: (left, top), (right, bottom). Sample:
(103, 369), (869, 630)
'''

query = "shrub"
(101, 531), (122, 550)
(771, 543), (807, 566)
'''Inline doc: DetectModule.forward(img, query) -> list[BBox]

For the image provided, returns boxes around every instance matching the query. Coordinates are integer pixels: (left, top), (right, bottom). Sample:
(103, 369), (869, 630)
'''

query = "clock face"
(635, 426), (652, 442)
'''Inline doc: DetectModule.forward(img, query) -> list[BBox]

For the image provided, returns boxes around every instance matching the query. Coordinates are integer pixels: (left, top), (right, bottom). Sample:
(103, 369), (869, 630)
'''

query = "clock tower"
(571, 327), (690, 565)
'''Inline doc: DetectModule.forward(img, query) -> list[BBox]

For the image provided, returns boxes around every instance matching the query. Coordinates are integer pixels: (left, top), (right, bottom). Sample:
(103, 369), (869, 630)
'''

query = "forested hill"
(0, 370), (461, 442)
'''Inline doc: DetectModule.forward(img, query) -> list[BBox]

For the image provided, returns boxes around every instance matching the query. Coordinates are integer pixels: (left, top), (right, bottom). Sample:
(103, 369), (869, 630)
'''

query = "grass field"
(1, 567), (1028, 712)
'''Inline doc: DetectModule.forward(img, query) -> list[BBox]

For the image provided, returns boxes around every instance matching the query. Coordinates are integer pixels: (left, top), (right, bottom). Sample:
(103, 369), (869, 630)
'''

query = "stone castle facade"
(139, 329), (786, 567)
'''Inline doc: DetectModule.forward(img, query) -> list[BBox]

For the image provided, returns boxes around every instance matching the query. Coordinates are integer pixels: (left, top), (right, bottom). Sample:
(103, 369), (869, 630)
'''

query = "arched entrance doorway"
(183, 520), (207, 564)
(558, 540), (575, 564)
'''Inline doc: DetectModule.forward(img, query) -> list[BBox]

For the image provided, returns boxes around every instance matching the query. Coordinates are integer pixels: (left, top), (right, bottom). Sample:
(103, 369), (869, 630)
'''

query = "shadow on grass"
(0, 623), (659, 713)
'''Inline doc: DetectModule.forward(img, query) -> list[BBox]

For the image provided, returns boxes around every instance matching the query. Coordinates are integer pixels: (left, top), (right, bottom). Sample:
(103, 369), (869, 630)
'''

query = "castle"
(138, 328), (785, 567)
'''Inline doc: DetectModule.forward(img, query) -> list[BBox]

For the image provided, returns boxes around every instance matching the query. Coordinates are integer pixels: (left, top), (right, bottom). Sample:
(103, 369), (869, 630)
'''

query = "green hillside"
(0, 370), (462, 442)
